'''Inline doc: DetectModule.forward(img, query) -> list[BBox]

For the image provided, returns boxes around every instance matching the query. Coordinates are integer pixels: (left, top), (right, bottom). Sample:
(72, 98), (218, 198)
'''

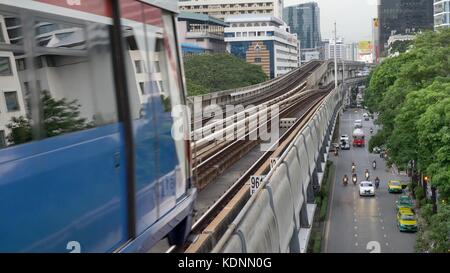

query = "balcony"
(186, 31), (224, 41)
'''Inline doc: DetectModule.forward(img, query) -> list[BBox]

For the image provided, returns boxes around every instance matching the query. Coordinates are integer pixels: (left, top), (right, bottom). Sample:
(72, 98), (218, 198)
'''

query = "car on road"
(396, 195), (414, 211)
(388, 180), (403, 193)
(363, 113), (370, 121)
(340, 135), (350, 150)
(397, 208), (418, 232)
(354, 119), (362, 128)
(359, 181), (375, 197)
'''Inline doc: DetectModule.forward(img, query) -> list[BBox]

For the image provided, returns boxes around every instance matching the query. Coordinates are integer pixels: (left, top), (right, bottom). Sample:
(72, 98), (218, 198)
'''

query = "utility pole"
(334, 22), (338, 89)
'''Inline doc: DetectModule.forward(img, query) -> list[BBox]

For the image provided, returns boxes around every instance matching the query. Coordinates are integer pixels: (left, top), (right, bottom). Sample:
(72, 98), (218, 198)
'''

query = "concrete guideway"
(210, 86), (344, 253)
(325, 108), (416, 253)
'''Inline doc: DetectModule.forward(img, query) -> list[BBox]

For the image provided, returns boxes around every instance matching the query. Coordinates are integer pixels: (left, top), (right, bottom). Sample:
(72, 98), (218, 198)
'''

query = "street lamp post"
(334, 22), (338, 89)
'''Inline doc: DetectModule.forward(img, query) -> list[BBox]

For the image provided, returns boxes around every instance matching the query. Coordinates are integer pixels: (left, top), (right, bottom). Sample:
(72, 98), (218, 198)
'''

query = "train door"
(0, 1), (128, 252)
(118, 0), (190, 240)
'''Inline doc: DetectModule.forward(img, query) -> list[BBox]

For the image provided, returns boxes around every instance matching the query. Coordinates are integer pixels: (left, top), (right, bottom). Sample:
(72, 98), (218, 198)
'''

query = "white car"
(354, 119), (362, 128)
(359, 181), (375, 197)
(340, 135), (350, 150)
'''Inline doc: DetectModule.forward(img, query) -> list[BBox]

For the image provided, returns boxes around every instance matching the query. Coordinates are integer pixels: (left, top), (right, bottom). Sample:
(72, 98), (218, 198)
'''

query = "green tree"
(364, 28), (450, 252)
(6, 116), (32, 145)
(417, 97), (450, 201)
(389, 39), (414, 55)
(388, 79), (450, 170)
(6, 90), (92, 145)
(184, 53), (268, 96)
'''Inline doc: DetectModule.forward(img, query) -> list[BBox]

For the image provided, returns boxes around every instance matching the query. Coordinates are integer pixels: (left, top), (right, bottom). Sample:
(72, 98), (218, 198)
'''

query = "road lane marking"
(384, 234), (387, 238)
(381, 226), (385, 230)
(355, 242), (358, 246)
(354, 234), (358, 237)
(354, 226), (358, 229)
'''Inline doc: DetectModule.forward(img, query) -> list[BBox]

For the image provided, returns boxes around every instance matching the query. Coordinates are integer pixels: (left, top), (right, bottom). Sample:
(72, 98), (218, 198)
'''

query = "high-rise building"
(224, 14), (298, 78)
(324, 38), (344, 60)
(378, 0), (434, 56)
(372, 18), (380, 64)
(282, 2), (321, 50)
(434, 0), (450, 28)
(323, 38), (359, 62)
(178, 0), (284, 20)
(177, 12), (229, 55)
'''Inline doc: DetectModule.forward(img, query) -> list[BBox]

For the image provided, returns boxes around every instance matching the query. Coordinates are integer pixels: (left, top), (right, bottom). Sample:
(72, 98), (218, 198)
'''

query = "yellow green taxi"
(388, 180), (403, 193)
(396, 195), (414, 211)
(397, 208), (418, 232)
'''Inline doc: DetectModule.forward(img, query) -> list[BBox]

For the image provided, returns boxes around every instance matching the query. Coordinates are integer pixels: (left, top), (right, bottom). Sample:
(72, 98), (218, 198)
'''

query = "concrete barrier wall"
(213, 85), (345, 253)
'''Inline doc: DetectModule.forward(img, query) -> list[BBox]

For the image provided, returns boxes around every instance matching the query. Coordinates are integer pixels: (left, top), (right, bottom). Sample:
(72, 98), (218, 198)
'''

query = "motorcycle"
(375, 178), (380, 189)
(372, 160), (377, 170)
(370, 128), (373, 134)
(343, 176), (348, 186)
(365, 170), (370, 180)
(352, 174), (357, 185)
(351, 163), (356, 174)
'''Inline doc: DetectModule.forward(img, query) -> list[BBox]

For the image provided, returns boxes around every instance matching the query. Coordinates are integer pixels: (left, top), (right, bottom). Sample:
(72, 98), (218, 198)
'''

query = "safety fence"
(212, 85), (344, 253)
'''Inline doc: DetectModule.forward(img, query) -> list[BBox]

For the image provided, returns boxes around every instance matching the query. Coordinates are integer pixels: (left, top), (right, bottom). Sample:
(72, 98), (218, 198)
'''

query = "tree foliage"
(364, 29), (450, 252)
(389, 39), (413, 55)
(183, 53), (268, 96)
(6, 90), (92, 145)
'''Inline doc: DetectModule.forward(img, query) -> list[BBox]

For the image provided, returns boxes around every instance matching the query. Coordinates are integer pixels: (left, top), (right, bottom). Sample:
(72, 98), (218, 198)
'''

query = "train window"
(0, 6), (118, 146)
(0, 2), (129, 252)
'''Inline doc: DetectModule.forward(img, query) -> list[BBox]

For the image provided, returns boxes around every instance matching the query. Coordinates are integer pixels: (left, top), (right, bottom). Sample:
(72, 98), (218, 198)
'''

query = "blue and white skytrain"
(0, 0), (196, 252)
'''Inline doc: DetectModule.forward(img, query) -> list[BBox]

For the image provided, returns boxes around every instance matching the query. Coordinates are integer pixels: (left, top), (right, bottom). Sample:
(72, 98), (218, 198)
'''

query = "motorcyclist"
(352, 173), (357, 185)
(372, 160), (377, 170)
(343, 174), (348, 185)
(365, 169), (370, 179)
(375, 176), (380, 189)
(352, 162), (356, 173)
(370, 127), (373, 134)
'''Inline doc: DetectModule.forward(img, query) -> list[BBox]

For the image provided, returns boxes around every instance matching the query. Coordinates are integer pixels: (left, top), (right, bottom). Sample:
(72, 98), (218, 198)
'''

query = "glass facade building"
(283, 2), (321, 50)
(434, 0), (450, 28)
(378, 0), (434, 56)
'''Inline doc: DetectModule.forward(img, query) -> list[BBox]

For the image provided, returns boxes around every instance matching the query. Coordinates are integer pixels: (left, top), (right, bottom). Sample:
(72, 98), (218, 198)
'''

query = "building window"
(139, 82), (145, 95)
(154, 61), (160, 73)
(135, 60), (143, 73)
(255, 57), (262, 63)
(159, 80), (164, 92)
(4, 91), (20, 112)
(0, 130), (6, 148)
(0, 23), (4, 43)
(0, 57), (12, 76)
(16, 58), (26, 71)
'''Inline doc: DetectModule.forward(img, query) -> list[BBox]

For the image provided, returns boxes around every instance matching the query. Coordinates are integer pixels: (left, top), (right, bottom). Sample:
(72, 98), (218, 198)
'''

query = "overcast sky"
(284, 0), (378, 43)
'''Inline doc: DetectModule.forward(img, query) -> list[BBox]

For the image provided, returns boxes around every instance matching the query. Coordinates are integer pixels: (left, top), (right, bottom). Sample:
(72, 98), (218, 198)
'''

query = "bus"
(0, 0), (196, 252)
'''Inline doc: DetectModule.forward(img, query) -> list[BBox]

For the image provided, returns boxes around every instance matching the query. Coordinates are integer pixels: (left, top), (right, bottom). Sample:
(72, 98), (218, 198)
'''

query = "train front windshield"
(0, 0), (192, 252)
